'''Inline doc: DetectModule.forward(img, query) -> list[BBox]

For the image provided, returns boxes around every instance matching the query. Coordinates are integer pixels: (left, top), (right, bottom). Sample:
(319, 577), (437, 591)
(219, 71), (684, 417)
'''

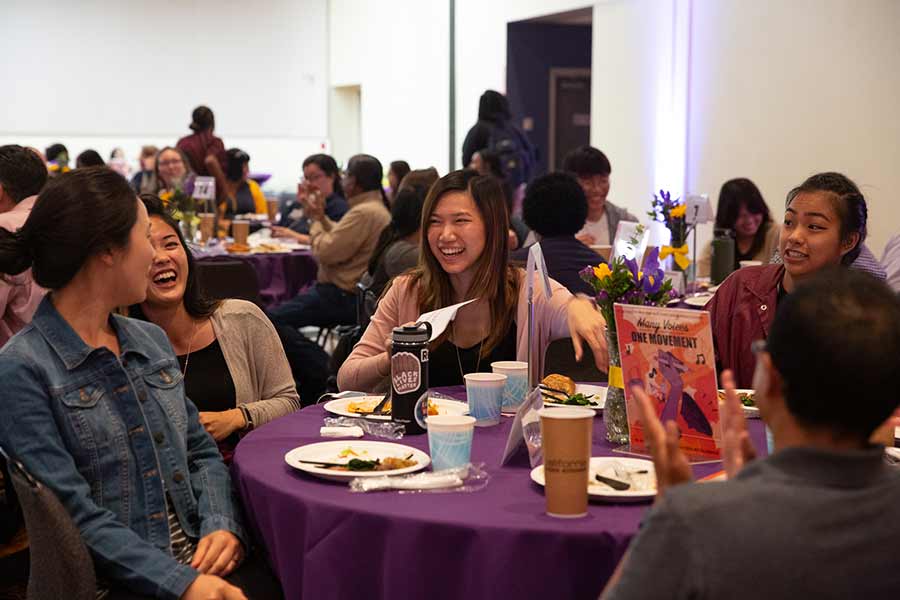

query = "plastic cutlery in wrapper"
(349, 463), (489, 494)
(322, 416), (406, 440)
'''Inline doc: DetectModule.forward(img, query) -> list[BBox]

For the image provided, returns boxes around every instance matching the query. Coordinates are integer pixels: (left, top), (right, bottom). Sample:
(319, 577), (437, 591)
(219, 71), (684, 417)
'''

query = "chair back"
(355, 281), (379, 330)
(542, 337), (608, 384)
(6, 458), (96, 600)
(195, 257), (262, 307)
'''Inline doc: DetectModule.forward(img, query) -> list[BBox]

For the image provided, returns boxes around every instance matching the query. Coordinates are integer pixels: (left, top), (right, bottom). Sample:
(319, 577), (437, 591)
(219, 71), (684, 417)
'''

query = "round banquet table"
(233, 386), (768, 600)
(198, 249), (318, 311)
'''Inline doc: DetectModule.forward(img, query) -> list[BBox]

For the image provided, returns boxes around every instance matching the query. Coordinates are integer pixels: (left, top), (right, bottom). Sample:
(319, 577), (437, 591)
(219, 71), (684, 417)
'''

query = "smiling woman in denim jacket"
(0, 168), (279, 599)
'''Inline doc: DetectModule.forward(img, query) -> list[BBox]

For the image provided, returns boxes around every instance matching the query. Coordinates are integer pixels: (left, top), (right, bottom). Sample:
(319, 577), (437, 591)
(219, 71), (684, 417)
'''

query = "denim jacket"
(0, 297), (247, 599)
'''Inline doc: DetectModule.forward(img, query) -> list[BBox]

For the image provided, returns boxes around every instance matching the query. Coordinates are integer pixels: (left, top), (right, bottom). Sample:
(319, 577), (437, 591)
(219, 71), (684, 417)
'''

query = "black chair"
(194, 257), (262, 307)
(542, 337), (608, 383)
(5, 456), (96, 600)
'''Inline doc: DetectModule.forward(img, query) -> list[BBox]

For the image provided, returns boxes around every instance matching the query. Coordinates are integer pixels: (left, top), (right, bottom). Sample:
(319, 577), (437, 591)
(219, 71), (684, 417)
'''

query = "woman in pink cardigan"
(338, 169), (609, 392)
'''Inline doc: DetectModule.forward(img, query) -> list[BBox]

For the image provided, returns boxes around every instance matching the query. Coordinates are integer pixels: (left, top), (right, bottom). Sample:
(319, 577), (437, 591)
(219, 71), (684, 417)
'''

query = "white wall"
(0, 0), (330, 193)
(688, 0), (900, 256)
(328, 0), (450, 174)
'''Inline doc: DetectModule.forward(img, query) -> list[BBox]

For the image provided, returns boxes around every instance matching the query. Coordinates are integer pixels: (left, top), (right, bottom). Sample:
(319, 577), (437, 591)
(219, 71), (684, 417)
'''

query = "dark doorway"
(507, 7), (592, 177)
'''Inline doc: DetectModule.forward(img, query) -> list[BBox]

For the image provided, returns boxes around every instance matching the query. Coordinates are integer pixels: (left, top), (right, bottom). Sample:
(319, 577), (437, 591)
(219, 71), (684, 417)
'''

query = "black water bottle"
(390, 322), (432, 435)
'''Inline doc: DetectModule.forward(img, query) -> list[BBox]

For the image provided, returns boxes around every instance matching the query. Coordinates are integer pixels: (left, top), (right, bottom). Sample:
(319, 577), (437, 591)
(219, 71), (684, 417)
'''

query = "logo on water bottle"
(391, 352), (421, 394)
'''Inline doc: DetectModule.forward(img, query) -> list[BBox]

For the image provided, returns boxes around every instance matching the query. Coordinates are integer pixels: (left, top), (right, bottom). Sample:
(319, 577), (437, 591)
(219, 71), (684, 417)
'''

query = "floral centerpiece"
(580, 248), (676, 443)
(648, 189), (692, 271)
(159, 177), (199, 241)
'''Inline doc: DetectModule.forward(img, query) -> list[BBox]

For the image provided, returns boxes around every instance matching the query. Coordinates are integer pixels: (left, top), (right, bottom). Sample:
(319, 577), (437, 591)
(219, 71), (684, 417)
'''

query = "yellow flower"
(159, 191), (173, 205)
(593, 263), (613, 280)
(670, 203), (687, 218)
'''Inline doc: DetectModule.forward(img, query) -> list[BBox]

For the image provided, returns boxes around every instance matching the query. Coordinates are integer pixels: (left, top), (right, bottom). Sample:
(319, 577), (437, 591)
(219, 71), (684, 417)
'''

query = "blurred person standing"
(176, 105), (227, 179)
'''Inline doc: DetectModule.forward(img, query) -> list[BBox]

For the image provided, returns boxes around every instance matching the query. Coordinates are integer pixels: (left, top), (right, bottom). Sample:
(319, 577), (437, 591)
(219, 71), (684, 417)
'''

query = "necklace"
(452, 322), (484, 382)
(180, 320), (198, 377)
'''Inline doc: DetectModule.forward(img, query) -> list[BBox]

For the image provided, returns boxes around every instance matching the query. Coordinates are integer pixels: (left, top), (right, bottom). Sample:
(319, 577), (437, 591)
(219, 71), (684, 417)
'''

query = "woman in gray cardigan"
(132, 195), (299, 458)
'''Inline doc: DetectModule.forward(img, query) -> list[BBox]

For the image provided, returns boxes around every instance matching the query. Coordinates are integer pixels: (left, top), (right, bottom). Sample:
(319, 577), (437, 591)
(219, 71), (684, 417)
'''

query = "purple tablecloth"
(199, 249), (317, 310)
(233, 387), (768, 599)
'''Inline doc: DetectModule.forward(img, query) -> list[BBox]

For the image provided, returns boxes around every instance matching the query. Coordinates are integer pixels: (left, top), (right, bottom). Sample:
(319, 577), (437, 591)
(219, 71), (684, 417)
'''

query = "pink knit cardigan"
(337, 271), (573, 392)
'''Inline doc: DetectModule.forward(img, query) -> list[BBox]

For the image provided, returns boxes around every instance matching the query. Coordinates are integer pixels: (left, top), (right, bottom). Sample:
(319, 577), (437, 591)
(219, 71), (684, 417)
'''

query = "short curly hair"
(522, 172), (587, 237)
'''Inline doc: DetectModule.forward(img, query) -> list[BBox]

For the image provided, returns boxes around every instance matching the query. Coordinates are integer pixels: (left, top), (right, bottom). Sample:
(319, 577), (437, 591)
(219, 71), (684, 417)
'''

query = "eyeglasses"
(301, 172), (326, 183)
(158, 159), (184, 168)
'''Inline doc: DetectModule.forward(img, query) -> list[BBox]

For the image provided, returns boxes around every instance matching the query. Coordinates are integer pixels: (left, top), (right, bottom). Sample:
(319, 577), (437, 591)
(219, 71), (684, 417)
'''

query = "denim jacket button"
(760, 304), (768, 311)
(173, 471), (185, 483)
(138, 391), (147, 403)
(153, 432), (165, 444)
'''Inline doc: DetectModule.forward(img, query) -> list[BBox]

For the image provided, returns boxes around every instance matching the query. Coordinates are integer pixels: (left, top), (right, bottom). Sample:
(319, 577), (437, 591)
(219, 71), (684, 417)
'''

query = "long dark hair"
(225, 148), (250, 181)
(367, 184), (427, 276)
(0, 168), (137, 290)
(302, 154), (344, 198)
(408, 169), (517, 357)
(389, 160), (411, 185)
(128, 194), (220, 319)
(785, 172), (867, 265)
(714, 178), (772, 258)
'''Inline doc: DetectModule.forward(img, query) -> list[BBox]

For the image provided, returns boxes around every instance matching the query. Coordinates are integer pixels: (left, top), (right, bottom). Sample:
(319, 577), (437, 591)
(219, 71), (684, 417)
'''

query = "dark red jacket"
(176, 130), (226, 176)
(704, 264), (784, 388)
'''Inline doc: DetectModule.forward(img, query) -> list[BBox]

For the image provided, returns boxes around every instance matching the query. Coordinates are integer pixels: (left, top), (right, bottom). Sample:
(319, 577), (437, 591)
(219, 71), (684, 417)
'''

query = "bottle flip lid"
(392, 322), (432, 343)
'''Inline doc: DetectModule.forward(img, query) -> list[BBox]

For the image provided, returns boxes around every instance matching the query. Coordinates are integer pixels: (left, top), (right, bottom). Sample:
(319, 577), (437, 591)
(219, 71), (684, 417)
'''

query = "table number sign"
(612, 222), (650, 263)
(193, 176), (216, 206)
(614, 304), (721, 461)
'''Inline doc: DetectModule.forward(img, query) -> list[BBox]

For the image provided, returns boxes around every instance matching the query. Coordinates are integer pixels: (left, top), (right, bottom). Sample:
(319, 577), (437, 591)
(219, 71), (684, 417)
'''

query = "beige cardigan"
(209, 299), (300, 427)
(337, 271), (574, 393)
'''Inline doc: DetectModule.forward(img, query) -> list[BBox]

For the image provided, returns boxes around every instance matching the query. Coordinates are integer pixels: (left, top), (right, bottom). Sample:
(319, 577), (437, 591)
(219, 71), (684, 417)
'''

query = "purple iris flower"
(641, 270), (663, 295)
(596, 291), (609, 303)
(624, 255), (640, 284)
(579, 265), (595, 283)
(183, 175), (196, 197)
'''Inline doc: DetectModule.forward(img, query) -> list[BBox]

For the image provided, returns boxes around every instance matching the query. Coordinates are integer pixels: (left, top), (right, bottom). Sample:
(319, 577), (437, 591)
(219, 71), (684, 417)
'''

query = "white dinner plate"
(530, 457), (656, 503)
(284, 440), (430, 482)
(683, 294), (713, 308)
(323, 395), (469, 421)
(894, 426), (900, 441)
(717, 388), (758, 418)
(543, 384), (607, 412)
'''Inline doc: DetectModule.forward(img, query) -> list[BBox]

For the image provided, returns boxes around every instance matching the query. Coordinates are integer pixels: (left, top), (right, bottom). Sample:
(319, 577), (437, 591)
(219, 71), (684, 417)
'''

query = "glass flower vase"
(180, 211), (197, 242)
(603, 328), (629, 444)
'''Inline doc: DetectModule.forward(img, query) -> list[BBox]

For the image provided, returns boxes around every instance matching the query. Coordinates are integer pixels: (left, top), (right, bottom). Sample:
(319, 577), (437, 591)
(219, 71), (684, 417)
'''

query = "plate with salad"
(540, 374), (606, 411)
(285, 441), (430, 482)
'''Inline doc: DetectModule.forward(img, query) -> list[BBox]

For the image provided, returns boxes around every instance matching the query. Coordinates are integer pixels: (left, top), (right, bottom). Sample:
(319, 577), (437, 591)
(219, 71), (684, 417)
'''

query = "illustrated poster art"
(614, 303), (721, 459)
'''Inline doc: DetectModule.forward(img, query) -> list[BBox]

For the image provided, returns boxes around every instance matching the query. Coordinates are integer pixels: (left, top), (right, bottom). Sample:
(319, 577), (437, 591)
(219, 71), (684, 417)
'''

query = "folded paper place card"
(417, 299), (477, 341)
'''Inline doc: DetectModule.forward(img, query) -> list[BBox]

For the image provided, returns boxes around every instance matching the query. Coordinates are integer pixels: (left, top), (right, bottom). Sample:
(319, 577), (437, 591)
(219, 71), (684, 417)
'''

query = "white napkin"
(319, 426), (364, 438)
